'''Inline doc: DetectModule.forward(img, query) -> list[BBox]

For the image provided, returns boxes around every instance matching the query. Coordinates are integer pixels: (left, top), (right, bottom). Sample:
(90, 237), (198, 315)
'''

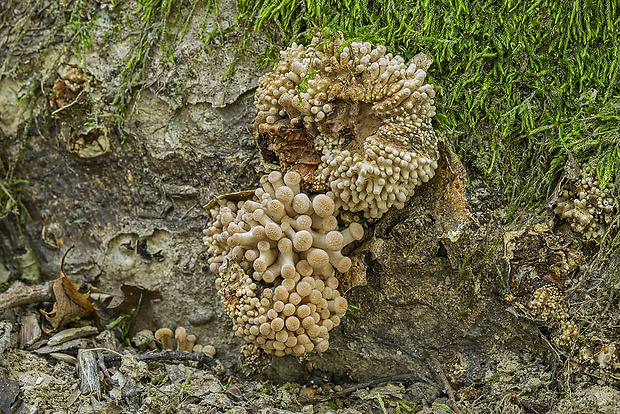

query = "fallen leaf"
(107, 283), (163, 337)
(40, 247), (101, 332)
(0, 368), (19, 414)
(107, 283), (162, 314)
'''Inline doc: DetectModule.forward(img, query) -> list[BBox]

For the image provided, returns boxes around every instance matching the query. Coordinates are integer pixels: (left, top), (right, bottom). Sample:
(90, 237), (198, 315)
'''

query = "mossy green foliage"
(237, 0), (620, 211)
(0, 131), (28, 223)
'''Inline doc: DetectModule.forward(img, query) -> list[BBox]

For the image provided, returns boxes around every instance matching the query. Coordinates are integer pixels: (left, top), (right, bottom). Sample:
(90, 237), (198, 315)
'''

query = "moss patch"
(237, 0), (620, 213)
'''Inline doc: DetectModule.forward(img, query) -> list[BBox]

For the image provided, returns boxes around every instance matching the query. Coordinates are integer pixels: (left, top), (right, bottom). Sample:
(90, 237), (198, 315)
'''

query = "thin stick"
(0, 280), (54, 312)
(102, 350), (217, 368)
(430, 354), (462, 414)
(297, 373), (419, 403)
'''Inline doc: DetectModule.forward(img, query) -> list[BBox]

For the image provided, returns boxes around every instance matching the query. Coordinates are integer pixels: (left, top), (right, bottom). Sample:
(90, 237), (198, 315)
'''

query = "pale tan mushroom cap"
(155, 328), (174, 351)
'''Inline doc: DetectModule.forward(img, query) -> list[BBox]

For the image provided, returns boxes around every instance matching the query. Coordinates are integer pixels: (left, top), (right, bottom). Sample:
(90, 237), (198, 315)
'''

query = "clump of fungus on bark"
(204, 171), (363, 356)
(251, 33), (439, 219)
(503, 225), (584, 347)
(204, 34), (443, 357)
(553, 166), (616, 242)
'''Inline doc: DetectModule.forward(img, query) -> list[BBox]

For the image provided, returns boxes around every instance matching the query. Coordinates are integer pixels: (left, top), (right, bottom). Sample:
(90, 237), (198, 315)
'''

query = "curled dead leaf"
(107, 283), (163, 337)
(40, 247), (101, 332)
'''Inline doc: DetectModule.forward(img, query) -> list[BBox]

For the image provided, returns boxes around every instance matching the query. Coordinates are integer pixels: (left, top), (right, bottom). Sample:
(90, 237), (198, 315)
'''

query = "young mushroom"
(155, 328), (173, 351)
(202, 344), (217, 358)
(175, 327), (187, 351)
(186, 334), (197, 352)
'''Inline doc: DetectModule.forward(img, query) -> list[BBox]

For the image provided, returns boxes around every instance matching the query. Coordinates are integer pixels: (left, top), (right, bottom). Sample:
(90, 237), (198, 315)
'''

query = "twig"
(0, 280), (54, 312)
(78, 349), (101, 395)
(430, 354), (462, 414)
(102, 350), (218, 368)
(297, 373), (420, 403)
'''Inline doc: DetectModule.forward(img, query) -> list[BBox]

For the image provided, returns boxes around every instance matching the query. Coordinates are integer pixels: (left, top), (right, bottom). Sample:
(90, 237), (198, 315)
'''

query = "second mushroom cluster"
(155, 327), (216, 358)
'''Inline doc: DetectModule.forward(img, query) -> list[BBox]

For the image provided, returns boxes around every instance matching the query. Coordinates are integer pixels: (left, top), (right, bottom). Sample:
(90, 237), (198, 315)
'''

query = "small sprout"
(151, 374), (166, 383)
(346, 304), (361, 315)
(202, 344), (216, 358)
(186, 334), (197, 352)
(175, 326), (187, 351)
(376, 393), (388, 414)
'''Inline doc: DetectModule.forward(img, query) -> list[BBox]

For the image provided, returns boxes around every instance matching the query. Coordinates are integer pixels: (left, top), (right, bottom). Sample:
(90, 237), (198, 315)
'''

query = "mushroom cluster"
(554, 166), (616, 241)
(251, 34), (439, 218)
(154, 327), (216, 357)
(204, 171), (364, 356)
(503, 225), (585, 347)
(529, 284), (566, 321)
(580, 340), (619, 370)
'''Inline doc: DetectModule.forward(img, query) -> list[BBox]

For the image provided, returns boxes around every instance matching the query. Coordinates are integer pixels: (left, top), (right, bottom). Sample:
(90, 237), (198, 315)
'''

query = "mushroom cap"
(265, 222), (283, 240)
(297, 304), (311, 318)
(281, 303), (295, 316)
(271, 317), (285, 332)
(293, 230), (313, 252)
(296, 281), (313, 297)
(312, 195), (335, 218)
(293, 194), (311, 214)
(307, 249), (329, 268)
(155, 328), (173, 340)
(202, 345), (216, 358)
(285, 316), (301, 331)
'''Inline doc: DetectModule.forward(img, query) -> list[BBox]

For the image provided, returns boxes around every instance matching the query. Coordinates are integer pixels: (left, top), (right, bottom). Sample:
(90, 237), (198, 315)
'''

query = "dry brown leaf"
(107, 283), (162, 336)
(40, 247), (101, 332)
(107, 283), (162, 314)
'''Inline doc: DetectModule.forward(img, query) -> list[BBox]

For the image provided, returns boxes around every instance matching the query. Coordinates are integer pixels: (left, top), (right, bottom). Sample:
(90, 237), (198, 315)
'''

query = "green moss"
(0, 121), (30, 224)
(237, 0), (620, 213)
(112, 0), (210, 120)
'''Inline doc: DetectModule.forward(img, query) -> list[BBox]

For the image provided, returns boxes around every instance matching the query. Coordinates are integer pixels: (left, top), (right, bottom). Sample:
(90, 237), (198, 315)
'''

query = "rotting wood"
(19, 313), (42, 349)
(77, 349), (101, 395)
(102, 350), (218, 368)
(0, 280), (54, 312)
(296, 373), (421, 403)
(47, 326), (99, 346)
